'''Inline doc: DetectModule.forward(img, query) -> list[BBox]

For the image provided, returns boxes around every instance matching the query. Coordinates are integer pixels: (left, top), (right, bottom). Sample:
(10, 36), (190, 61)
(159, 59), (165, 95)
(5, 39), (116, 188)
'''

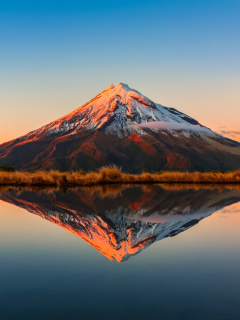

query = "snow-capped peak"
(21, 83), (210, 141)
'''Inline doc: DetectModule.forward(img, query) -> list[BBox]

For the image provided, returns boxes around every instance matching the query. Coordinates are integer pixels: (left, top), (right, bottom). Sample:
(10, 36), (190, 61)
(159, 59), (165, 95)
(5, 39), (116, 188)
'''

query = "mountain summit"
(0, 83), (240, 172)
(4, 83), (205, 140)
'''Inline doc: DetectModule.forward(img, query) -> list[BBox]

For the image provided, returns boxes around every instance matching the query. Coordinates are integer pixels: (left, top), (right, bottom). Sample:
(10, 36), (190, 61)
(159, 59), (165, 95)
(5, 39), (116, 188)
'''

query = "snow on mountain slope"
(18, 83), (210, 141)
(1, 82), (240, 173)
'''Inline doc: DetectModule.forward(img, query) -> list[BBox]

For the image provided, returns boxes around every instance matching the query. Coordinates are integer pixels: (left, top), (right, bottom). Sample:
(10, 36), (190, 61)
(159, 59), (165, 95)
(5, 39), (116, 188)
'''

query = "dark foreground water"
(0, 185), (240, 320)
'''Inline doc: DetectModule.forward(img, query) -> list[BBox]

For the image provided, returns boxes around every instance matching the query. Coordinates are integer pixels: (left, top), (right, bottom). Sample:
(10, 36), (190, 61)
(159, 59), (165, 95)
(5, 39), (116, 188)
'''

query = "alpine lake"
(0, 184), (240, 320)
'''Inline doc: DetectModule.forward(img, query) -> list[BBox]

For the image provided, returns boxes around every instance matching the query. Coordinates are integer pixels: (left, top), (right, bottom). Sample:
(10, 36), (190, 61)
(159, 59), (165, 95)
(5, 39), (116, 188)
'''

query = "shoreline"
(0, 166), (240, 187)
(1, 180), (240, 187)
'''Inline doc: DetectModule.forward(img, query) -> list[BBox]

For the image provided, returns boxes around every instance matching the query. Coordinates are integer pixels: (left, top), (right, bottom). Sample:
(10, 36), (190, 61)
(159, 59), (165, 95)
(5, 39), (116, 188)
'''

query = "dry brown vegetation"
(1, 166), (240, 187)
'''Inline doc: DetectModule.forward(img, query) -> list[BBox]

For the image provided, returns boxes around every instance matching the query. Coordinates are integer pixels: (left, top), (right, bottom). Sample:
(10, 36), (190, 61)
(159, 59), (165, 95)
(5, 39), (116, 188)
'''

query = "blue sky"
(0, 0), (240, 142)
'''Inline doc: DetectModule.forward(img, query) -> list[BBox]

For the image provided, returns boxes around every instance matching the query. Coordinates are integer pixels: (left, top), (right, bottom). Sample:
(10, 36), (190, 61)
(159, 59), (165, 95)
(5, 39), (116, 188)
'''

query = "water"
(0, 185), (240, 320)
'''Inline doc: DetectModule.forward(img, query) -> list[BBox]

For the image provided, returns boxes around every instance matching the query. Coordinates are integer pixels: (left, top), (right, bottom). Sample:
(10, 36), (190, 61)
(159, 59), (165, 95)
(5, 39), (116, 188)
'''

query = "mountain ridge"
(1, 83), (206, 143)
(0, 83), (240, 172)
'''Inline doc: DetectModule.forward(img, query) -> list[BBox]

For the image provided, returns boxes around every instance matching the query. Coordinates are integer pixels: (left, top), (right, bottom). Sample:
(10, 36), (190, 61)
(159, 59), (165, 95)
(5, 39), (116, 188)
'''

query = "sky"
(0, 0), (239, 144)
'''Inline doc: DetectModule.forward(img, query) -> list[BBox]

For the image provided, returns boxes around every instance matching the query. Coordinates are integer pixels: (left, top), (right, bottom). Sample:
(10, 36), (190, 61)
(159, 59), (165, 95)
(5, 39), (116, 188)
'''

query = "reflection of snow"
(1, 186), (240, 262)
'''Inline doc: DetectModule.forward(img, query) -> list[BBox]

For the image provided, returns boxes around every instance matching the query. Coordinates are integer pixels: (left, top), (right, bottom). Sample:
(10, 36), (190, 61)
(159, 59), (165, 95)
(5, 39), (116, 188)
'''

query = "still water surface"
(0, 185), (240, 320)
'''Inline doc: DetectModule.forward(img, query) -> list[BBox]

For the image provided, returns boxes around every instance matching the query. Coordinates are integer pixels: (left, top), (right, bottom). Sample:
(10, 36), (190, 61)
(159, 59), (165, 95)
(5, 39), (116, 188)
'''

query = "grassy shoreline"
(0, 166), (240, 187)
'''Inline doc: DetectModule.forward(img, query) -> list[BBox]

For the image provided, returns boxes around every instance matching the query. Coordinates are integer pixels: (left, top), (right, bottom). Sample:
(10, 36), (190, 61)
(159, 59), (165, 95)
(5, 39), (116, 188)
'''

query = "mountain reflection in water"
(1, 185), (240, 262)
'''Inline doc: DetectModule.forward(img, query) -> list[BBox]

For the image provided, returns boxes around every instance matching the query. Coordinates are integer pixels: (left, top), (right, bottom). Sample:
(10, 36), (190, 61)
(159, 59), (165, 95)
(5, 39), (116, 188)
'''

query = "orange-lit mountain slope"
(0, 83), (240, 172)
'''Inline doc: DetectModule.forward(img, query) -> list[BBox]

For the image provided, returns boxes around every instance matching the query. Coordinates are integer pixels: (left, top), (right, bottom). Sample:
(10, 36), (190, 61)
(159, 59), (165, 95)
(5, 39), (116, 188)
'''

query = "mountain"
(1, 185), (239, 262)
(0, 83), (240, 172)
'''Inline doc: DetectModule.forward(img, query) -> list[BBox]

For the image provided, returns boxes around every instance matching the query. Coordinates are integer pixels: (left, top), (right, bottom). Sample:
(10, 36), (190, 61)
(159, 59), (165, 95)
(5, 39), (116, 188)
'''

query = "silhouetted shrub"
(0, 166), (15, 172)
(61, 175), (67, 183)
(157, 171), (167, 175)
(211, 170), (224, 174)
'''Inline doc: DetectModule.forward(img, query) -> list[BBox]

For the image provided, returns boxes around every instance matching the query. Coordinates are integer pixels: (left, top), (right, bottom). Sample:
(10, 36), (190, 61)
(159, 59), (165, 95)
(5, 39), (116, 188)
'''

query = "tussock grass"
(0, 166), (240, 187)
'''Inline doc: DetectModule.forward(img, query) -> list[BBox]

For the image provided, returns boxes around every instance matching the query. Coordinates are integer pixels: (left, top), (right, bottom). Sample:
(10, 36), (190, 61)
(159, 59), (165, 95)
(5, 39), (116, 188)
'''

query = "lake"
(0, 185), (240, 320)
